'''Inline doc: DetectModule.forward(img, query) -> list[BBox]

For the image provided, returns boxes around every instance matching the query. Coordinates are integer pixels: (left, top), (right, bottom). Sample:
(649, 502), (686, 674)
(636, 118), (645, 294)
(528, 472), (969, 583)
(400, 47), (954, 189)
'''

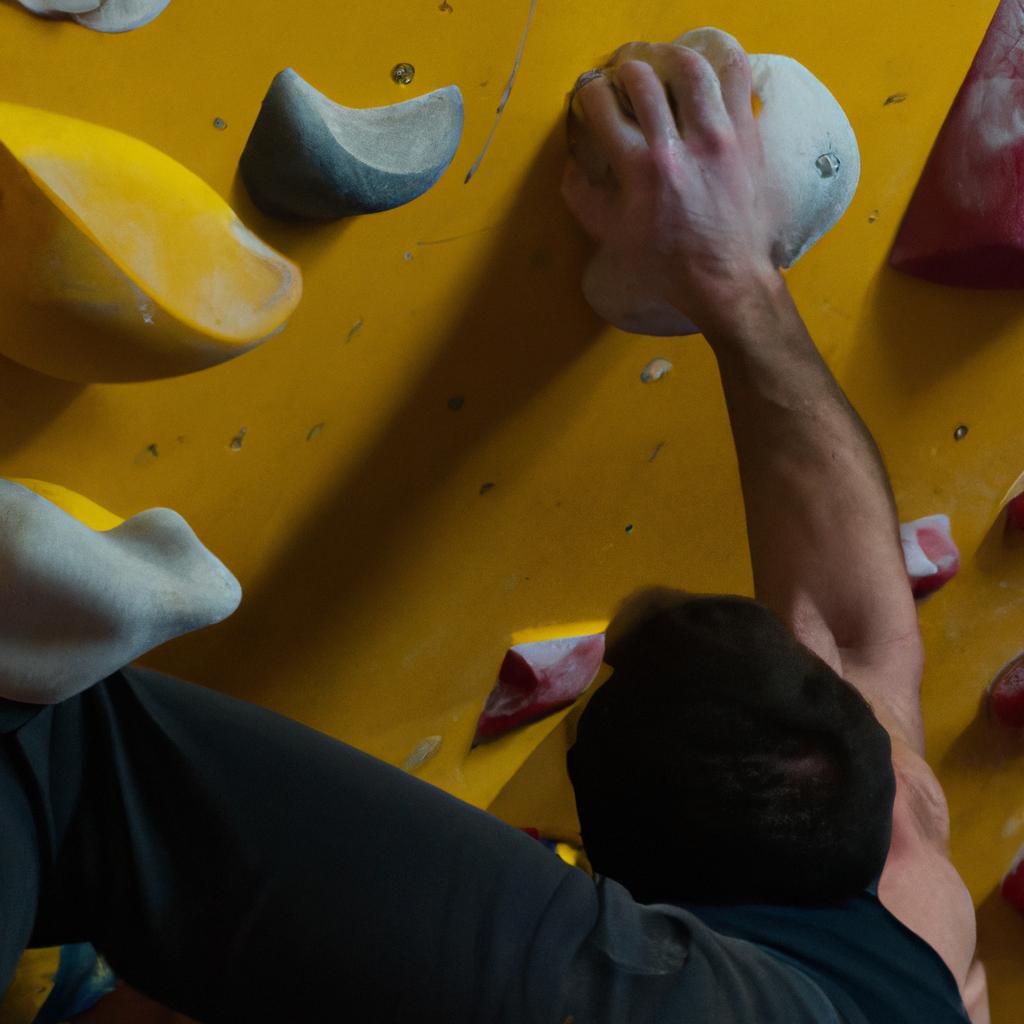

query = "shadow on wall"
(940, 688), (1024, 780)
(975, 513), (1024, 578)
(0, 354), (85, 461)
(155, 123), (604, 704)
(228, 169), (353, 275)
(845, 266), (1024, 400)
(973, 883), (1024, 1021)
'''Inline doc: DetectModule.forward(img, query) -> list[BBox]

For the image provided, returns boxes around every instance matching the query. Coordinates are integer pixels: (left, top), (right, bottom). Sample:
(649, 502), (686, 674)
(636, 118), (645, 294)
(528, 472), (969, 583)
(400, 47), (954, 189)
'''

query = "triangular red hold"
(891, 0), (1024, 287)
(472, 633), (605, 744)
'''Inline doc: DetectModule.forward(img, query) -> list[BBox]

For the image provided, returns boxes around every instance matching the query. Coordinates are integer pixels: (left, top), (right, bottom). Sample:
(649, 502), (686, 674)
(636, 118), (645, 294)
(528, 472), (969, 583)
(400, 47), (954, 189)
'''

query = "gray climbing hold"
(17, 0), (172, 32)
(240, 68), (465, 221)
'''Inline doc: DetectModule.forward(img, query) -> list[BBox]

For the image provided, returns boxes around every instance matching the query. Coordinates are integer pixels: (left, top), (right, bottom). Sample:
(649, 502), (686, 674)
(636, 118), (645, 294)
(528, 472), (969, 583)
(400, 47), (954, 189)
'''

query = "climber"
(0, 35), (989, 1024)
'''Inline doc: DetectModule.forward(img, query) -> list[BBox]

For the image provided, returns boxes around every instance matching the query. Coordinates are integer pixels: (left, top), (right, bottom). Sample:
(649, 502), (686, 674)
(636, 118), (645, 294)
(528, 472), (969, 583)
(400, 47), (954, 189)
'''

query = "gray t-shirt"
(559, 874), (971, 1022)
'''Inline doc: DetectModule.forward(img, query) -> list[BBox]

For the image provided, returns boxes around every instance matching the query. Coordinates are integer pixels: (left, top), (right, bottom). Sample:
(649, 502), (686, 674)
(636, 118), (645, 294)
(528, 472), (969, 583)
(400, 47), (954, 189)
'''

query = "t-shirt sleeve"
(560, 877), (846, 1023)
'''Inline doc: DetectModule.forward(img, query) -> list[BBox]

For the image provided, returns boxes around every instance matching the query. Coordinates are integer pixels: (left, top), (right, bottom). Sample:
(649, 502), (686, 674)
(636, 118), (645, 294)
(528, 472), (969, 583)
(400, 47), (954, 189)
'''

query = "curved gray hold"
(240, 68), (465, 221)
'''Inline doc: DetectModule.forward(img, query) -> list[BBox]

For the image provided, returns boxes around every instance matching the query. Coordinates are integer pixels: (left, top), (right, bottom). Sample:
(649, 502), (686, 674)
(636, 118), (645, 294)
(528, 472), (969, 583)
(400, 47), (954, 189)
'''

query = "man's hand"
(563, 39), (782, 336)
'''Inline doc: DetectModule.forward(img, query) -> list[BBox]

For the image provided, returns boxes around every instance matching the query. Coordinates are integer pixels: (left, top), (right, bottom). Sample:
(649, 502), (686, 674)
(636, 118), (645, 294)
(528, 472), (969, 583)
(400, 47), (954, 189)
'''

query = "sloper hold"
(240, 69), (465, 220)
(473, 633), (606, 744)
(16, 0), (170, 32)
(890, 0), (1024, 286)
(900, 515), (961, 598)
(0, 101), (301, 382)
(0, 478), (241, 706)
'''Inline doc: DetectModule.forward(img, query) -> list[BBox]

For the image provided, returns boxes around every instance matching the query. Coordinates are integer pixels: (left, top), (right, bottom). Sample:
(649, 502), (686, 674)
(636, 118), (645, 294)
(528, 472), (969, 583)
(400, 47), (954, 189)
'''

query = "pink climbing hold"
(1007, 493), (1024, 531)
(473, 633), (606, 744)
(990, 654), (1024, 729)
(890, 0), (1024, 286)
(1002, 842), (1024, 913)
(900, 515), (960, 598)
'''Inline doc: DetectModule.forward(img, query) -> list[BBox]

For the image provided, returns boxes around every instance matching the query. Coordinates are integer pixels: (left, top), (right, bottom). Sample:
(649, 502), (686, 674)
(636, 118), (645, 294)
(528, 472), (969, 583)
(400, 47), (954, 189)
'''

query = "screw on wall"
(392, 63), (416, 86)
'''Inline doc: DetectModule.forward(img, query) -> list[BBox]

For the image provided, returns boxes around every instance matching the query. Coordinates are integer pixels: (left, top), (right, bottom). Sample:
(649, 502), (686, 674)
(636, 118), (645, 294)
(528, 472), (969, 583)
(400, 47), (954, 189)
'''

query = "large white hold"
(0, 479), (241, 705)
(16, 0), (170, 33)
(580, 27), (861, 337)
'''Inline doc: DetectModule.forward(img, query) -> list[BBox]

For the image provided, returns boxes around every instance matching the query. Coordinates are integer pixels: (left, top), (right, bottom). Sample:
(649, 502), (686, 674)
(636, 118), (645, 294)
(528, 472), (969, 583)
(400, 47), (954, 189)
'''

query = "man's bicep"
(782, 591), (926, 755)
(840, 643), (926, 755)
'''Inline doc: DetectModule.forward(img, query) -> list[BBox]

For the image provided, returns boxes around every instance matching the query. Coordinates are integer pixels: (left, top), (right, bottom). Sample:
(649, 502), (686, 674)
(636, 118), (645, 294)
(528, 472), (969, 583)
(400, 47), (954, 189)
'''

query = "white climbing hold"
(72, 0), (171, 32)
(16, 0), (170, 31)
(900, 515), (960, 598)
(572, 28), (860, 337)
(0, 478), (240, 705)
(17, 0), (102, 14)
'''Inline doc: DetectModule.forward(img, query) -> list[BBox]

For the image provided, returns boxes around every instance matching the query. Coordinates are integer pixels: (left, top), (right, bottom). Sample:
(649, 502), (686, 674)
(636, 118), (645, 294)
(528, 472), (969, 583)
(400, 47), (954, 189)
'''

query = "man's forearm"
(702, 274), (920, 660)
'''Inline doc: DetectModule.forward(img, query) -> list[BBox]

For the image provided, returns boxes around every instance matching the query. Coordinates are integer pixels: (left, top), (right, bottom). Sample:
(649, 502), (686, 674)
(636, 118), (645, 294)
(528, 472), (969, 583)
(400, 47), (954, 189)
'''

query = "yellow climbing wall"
(0, 0), (1021, 1017)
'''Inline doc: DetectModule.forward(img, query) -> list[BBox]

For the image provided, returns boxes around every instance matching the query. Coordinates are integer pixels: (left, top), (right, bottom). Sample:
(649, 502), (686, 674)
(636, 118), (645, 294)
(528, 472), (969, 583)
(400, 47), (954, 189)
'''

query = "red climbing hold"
(1007, 493), (1024, 531)
(1002, 843), (1024, 912)
(473, 633), (605, 744)
(990, 654), (1024, 729)
(890, 0), (1024, 286)
(901, 515), (960, 598)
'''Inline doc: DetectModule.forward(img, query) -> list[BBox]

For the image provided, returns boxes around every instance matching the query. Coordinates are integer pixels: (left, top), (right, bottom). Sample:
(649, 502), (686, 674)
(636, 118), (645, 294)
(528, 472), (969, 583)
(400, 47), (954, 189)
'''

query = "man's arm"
(564, 40), (924, 750)
(707, 280), (926, 750)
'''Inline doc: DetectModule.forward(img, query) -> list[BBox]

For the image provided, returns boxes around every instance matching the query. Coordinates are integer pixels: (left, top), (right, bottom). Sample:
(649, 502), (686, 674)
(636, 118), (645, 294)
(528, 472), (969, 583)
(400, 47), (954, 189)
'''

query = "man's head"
(567, 589), (896, 907)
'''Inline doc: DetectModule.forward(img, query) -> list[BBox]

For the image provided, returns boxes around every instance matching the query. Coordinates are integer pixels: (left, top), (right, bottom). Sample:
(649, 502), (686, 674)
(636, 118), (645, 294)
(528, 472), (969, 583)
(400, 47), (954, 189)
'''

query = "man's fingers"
(570, 75), (645, 178)
(660, 46), (731, 144)
(612, 60), (680, 147)
(676, 29), (756, 127)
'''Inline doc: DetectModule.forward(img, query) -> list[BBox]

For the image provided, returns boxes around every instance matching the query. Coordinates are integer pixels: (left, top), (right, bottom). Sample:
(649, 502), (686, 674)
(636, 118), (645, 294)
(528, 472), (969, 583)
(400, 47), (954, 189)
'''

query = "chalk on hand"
(890, 0), (1024, 286)
(240, 69), (464, 221)
(571, 28), (860, 337)
(473, 633), (606, 744)
(900, 515), (960, 598)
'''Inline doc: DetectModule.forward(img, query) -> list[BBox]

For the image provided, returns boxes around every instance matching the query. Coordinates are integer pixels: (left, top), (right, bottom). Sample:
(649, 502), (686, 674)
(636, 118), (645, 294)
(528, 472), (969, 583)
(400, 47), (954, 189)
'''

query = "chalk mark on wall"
(464, 0), (540, 184)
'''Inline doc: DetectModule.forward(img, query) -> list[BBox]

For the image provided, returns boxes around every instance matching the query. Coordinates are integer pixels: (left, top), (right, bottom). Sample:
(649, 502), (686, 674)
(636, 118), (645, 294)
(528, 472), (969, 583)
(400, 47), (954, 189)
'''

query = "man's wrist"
(682, 270), (796, 351)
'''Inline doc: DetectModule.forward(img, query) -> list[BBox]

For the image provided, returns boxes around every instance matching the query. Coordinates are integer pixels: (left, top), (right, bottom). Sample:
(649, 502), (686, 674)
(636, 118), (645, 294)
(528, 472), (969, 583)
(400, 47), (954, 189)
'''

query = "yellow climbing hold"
(0, 102), (302, 382)
(8, 478), (124, 531)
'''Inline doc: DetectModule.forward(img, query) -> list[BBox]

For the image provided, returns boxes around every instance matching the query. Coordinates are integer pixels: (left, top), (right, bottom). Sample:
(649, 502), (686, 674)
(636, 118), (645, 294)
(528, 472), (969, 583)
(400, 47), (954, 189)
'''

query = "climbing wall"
(0, 0), (1022, 1018)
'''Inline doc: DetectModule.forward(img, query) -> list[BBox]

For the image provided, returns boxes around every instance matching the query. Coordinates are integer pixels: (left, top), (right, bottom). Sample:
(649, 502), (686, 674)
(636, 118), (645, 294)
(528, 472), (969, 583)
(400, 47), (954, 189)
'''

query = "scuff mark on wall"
(464, 0), (540, 183)
(417, 225), (498, 247)
(230, 427), (248, 451)
(346, 318), (365, 343)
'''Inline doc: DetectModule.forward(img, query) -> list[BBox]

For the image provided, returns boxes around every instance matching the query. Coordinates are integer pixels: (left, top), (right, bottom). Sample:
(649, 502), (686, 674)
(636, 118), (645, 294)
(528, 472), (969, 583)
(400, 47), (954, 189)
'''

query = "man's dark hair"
(567, 593), (896, 907)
